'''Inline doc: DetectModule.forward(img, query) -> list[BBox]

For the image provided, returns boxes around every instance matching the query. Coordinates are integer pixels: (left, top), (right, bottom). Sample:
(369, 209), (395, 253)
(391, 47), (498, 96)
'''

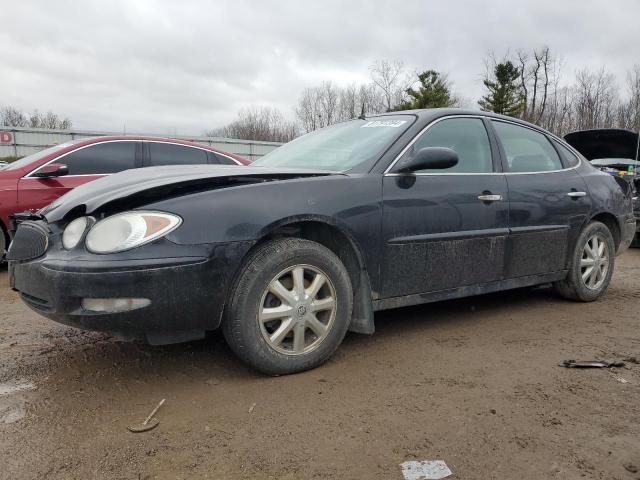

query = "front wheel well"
(590, 213), (621, 250)
(254, 221), (375, 334)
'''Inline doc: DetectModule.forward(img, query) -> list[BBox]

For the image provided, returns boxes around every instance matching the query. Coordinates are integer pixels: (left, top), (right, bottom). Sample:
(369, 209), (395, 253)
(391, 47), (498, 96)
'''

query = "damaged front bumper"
(8, 222), (252, 344)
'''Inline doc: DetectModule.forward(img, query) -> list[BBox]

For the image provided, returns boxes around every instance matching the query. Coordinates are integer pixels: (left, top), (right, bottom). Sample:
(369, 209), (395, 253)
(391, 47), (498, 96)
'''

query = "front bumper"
(9, 237), (253, 344)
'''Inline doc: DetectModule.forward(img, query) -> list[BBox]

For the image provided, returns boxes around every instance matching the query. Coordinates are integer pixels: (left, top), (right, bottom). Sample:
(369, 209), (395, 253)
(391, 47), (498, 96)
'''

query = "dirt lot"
(1, 251), (639, 480)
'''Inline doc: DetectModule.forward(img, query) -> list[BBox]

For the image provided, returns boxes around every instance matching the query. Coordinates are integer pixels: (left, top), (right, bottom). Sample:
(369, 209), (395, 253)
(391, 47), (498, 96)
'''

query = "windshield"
(1, 140), (79, 171)
(253, 116), (413, 171)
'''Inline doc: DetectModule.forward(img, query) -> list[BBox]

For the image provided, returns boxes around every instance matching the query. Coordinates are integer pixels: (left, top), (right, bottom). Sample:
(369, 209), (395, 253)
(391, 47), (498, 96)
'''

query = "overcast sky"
(2, 0), (638, 135)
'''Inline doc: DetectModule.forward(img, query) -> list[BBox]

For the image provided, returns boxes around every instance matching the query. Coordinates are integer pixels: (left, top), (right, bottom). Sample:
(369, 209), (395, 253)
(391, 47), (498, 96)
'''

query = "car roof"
(371, 108), (561, 136)
(71, 136), (247, 163)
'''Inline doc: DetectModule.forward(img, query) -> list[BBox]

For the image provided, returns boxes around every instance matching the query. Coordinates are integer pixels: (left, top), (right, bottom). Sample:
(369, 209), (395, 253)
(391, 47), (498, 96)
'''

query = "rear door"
(17, 140), (140, 212)
(490, 120), (591, 278)
(381, 116), (509, 298)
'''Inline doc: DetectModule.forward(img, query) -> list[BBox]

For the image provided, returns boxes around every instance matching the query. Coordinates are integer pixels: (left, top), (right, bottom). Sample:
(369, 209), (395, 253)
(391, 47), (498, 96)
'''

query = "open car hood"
(41, 164), (336, 222)
(564, 129), (639, 162)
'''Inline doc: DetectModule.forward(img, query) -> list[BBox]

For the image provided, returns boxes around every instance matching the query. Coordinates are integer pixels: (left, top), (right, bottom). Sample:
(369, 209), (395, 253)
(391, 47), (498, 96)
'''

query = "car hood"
(41, 164), (337, 222)
(564, 129), (639, 163)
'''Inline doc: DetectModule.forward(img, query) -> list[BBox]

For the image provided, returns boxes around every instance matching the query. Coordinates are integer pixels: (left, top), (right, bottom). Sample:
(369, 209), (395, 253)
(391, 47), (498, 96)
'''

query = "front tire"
(223, 238), (353, 375)
(554, 221), (615, 302)
(0, 227), (6, 262)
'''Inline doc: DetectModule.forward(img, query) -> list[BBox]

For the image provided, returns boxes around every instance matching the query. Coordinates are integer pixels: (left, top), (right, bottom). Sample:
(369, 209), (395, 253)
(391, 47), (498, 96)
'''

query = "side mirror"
(394, 147), (459, 173)
(33, 163), (69, 178)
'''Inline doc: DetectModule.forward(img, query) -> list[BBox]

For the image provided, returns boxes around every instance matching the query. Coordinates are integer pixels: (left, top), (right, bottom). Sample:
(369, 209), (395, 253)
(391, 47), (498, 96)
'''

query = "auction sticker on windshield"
(361, 120), (407, 128)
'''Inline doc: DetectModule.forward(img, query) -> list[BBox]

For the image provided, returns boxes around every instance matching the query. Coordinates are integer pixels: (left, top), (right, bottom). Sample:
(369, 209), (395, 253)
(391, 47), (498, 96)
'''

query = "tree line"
(3, 48), (639, 142)
(218, 49), (640, 142)
(1, 106), (72, 130)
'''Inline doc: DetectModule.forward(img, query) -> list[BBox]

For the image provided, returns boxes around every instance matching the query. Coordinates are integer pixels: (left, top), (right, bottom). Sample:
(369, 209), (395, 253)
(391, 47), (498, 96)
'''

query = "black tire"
(223, 238), (353, 375)
(631, 233), (640, 248)
(0, 227), (6, 262)
(554, 221), (615, 302)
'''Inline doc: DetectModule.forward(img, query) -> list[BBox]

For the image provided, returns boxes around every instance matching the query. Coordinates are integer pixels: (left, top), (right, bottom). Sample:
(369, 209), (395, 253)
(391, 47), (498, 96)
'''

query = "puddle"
(0, 380), (36, 424)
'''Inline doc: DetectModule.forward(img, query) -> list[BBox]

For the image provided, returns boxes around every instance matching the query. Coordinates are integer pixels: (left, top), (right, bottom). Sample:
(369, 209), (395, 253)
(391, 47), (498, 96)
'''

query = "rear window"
(492, 121), (563, 173)
(149, 142), (208, 166)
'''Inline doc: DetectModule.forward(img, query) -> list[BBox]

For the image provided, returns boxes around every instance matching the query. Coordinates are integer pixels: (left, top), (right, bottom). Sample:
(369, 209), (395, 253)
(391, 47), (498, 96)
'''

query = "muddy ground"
(0, 251), (639, 480)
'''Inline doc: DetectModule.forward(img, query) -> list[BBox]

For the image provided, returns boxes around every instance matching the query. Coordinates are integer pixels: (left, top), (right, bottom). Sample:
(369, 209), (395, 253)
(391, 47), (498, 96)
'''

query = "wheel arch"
(589, 211), (621, 251)
(247, 216), (375, 334)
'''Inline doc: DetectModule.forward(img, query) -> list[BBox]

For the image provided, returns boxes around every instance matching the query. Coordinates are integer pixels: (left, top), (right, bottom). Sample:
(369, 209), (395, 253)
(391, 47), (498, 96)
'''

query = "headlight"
(85, 211), (182, 254)
(62, 216), (94, 250)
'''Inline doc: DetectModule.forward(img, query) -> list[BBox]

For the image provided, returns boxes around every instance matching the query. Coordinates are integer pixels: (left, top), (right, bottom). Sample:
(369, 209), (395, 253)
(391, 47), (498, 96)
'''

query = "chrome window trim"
(144, 140), (243, 165)
(383, 114), (582, 176)
(22, 139), (243, 180)
(23, 139), (139, 179)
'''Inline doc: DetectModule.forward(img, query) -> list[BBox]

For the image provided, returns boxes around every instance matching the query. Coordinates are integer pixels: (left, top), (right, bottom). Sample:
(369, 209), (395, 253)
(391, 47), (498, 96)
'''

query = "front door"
(381, 116), (509, 298)
(489, 120), (592, 278)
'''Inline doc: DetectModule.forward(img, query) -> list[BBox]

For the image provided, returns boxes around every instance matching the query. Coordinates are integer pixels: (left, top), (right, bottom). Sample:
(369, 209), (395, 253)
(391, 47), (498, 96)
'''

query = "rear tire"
(554, 221), (615, 302)
(223, 238), (353, 375)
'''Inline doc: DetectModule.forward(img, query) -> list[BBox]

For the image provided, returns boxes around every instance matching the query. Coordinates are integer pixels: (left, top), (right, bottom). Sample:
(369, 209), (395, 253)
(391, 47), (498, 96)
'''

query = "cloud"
(1, 0), (638, 133)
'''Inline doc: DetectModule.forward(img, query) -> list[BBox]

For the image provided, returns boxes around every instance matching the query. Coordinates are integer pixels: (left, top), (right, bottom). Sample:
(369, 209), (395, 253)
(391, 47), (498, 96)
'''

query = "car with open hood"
(7, 109), (636, 375)
(565, 129), (640, 246)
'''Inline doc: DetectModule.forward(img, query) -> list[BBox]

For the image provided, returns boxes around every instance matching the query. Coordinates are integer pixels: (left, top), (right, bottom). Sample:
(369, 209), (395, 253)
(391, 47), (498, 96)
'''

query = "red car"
(0, 136), (248, 256)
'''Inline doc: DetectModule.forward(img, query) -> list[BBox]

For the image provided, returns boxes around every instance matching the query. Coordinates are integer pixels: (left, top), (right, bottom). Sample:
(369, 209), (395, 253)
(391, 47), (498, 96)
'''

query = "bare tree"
(369, 60), (412, 111)
(208, 106), (298, 143)
(318, 81), (339, 126)
(515, 47), (554, 123)
(296, 81), (386, 132)
(1, 106), (28, 127)
(534, 46), (552, 123)
(573, 68), (619, 130)
(1, 106), (72, 129)
(516, 50), (530, 120)
(618, 65), (640, 132)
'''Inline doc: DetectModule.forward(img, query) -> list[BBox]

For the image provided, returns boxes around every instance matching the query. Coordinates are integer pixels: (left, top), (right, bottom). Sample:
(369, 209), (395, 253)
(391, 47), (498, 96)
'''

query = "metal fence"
(0, 127), (283, 162)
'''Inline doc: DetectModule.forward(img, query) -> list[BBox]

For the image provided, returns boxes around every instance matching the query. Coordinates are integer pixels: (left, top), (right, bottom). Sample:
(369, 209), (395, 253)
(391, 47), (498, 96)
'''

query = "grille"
(6, 223), (49, 261)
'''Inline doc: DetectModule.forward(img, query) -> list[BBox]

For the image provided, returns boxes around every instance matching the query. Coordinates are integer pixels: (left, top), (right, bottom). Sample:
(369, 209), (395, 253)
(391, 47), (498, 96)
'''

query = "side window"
(54, 141), (137, 175)
(149, 142), (208, 166)
(213, 153), (239, 165)
(492, 121), (563, 172)
(405, 118), (493, 173)
(553, 140), (580, 167)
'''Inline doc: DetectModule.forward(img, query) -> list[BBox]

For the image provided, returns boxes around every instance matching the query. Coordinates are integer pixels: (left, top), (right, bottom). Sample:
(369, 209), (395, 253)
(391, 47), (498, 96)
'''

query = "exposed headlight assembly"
(85, 211), (182, 254)
(62, 216), (95, 250)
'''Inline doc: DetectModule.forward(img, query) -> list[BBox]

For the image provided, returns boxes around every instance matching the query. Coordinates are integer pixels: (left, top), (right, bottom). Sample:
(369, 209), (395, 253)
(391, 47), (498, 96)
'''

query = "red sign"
(0, 132), (12, 144)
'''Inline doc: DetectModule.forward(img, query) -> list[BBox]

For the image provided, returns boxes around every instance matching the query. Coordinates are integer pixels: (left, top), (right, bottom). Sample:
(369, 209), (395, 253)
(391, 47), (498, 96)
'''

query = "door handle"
(477, 194), (503, 202)
(566, 191), (587, 198)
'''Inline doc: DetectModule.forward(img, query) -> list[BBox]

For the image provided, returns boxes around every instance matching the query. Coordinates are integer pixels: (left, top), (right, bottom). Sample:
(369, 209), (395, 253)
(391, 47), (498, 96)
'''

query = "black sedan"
(7, 109), (637, 375)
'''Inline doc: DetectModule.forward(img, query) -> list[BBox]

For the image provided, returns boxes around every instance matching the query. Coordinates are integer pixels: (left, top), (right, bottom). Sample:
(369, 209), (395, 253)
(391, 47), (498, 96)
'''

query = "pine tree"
(393, 70), (458, 110)
(478, 61), (525, 117)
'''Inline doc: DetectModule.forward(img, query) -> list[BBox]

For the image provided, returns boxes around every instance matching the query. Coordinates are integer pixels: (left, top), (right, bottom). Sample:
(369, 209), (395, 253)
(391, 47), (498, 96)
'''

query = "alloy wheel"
(580, 233), (610, 290)
(258, 264), (337, 355)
